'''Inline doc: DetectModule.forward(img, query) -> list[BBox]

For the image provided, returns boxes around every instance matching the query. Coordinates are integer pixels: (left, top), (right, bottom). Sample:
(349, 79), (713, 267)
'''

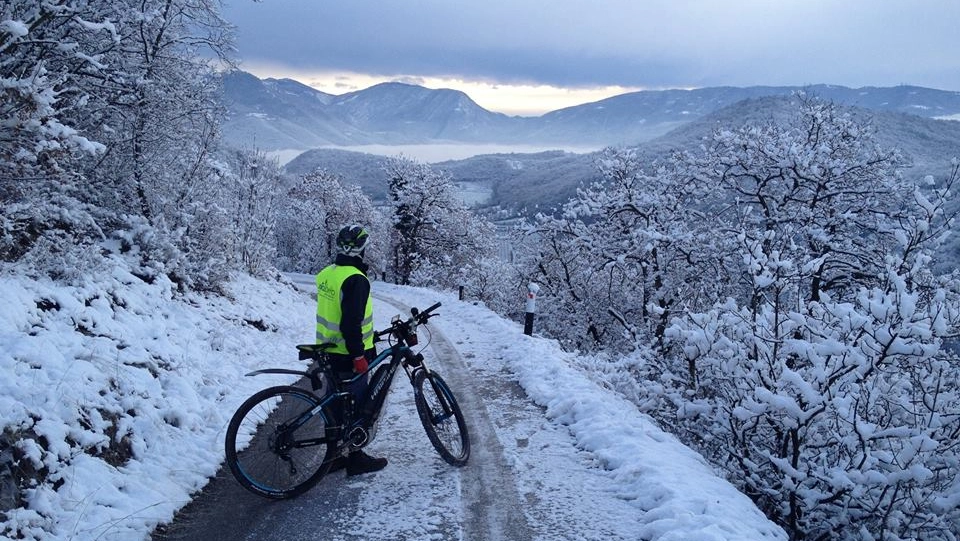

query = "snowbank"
(0, 264), (314, 540)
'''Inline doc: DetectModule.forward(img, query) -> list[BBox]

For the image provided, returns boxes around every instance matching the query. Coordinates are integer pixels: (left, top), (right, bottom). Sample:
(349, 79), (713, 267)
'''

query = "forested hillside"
(281, 95), (960, 227)
(520, 99), (960, 540)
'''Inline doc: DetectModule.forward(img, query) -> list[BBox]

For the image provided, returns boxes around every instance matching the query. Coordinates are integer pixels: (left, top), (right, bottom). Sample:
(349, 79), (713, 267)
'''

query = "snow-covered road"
(377, 294), (534, 541)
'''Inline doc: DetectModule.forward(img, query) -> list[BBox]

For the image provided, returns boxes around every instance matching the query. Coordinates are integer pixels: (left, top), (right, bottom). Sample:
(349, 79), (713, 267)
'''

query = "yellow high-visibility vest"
(315, 265), (374, 354)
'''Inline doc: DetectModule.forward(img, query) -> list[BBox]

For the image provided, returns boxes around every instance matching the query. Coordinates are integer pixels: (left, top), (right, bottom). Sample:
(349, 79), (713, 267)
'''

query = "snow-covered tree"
(385, 156), (501, 289)
(78, 0), (230, 216)
(218, 150), (282, 277)
(0, 1), (110, 180)
(1, 0), (239, 290)
(662, 100), (960, 540)
(527, 147), (713, 351)
(274, 168), (386, 274)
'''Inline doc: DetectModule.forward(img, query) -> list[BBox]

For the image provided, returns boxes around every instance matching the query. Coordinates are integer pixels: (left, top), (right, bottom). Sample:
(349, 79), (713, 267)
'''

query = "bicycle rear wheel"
(225, 386), (337, 499)
(414, 370), (470, 466)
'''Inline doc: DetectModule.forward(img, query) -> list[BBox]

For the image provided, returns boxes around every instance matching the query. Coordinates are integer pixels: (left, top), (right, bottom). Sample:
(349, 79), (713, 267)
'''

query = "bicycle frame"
(332, 341), (423, 446)
(246, 322), (430, 452)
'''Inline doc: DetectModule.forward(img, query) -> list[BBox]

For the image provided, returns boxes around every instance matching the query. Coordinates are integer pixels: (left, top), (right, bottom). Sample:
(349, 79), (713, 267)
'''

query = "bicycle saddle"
(296, 343), (336, 360)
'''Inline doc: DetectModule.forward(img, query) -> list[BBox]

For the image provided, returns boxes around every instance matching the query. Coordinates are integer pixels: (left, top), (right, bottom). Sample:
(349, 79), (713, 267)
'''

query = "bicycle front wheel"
(225, 386), (337, 499)
(414, 370), (470, 466)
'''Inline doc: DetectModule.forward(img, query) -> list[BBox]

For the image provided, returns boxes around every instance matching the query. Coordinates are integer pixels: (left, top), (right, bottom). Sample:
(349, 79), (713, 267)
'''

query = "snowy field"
(0, 266), (786, 540)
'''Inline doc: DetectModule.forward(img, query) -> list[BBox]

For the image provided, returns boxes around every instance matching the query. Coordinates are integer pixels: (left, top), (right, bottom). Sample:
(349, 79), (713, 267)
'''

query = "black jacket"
(334, 253), (371, 359)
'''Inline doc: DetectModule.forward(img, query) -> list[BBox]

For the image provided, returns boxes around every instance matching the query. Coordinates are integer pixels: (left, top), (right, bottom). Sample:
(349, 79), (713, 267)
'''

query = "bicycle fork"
(423, 372), (456, 425)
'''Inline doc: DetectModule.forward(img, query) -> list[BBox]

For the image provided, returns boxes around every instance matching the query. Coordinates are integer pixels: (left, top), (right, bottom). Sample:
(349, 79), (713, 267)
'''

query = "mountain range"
(220, 70), (960, 150)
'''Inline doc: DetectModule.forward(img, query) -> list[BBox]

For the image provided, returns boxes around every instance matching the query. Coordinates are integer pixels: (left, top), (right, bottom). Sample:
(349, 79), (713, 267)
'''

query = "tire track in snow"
(376, 294), (534, 541)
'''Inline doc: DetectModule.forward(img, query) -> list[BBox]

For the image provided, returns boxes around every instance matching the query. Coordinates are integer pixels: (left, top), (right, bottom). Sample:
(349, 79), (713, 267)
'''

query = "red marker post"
(524, 282), (539, 335)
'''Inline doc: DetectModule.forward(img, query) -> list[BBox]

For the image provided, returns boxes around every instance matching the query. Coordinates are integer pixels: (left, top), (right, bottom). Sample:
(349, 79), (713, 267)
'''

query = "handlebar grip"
(423, 301), (441, 315)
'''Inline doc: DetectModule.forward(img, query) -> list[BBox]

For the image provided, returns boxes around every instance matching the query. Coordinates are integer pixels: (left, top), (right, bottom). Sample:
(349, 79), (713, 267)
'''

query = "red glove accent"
(352, 355), (369, 373)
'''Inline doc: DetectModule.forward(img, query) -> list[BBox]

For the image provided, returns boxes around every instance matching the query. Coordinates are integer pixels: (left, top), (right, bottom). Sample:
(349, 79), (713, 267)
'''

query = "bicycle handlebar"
(374, 302), (442, 341)
(420, 302), (442, 320)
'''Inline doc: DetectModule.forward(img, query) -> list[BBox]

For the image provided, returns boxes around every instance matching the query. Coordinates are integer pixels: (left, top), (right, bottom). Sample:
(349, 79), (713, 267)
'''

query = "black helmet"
(336, 224), (369, 256)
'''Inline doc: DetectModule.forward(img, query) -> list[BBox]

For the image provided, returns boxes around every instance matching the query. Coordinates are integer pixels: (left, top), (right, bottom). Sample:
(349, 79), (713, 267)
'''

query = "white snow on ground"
(0, 264), (787, 540)
(0, 268), (315, 540)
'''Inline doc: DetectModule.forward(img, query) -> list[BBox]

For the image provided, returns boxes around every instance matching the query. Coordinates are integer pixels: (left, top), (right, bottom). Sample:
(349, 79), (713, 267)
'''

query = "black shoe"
(346, 451), (388, 476)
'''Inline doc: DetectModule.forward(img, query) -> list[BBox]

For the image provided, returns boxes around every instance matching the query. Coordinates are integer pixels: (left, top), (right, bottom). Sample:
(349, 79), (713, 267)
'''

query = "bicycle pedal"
(347, 426), (369, 447)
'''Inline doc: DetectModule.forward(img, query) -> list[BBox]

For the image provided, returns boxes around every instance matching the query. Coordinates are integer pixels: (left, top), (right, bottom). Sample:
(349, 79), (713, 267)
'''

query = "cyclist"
(315, 224), (388, 476)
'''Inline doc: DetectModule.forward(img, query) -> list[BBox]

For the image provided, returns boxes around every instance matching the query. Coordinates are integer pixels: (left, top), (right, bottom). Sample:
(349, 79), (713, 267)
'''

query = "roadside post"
(524, 282), (539, 336)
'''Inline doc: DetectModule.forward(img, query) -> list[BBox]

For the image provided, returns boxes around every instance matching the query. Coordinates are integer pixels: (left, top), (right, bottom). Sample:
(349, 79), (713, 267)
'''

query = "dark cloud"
(223, 0), (960, 91)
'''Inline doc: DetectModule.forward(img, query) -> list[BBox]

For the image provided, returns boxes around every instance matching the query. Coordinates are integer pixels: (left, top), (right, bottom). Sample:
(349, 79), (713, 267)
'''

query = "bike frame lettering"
(358, 346), (410, 421)
(314, 345), (415, 429)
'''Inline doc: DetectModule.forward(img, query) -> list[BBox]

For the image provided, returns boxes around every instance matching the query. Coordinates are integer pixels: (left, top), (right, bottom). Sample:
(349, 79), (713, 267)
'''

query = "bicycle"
(224, 302), (470, 499)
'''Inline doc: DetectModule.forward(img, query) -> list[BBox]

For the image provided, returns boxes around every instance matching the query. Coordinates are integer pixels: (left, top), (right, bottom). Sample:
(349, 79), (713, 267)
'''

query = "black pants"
(328, 350), (375, 422)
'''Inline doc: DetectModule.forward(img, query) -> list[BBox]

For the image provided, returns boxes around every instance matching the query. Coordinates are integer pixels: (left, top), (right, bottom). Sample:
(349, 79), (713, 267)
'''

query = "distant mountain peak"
(342, 81), (478, 106)
(219, 70), (960, 151)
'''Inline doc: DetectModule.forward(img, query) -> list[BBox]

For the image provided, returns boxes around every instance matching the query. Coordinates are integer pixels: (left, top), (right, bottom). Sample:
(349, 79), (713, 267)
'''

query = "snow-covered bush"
(0, 2), (109, 178)
(524, 98), (960, 540)
(456, 256), (528, 316)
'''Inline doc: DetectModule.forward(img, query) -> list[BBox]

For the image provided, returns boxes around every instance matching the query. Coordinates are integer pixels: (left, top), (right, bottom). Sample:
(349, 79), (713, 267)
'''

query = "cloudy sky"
(222, 0), (960, 116)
